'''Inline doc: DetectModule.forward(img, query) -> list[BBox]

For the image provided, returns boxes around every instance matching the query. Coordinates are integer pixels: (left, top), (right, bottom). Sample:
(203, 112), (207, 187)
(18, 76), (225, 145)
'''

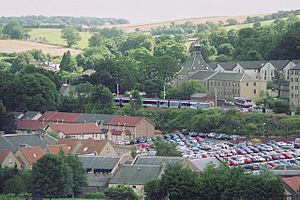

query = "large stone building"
(289, 64), (300, 112)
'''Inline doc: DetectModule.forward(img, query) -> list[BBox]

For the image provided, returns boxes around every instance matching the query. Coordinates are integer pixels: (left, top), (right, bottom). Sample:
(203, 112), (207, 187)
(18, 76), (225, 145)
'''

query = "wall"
(289, 70), (300, 112)
(99, 142), (118, 157)
(135, 119), (155, 138)
(1, 152), (21, 169)
(15, 150), (31, 170)
(207, 80), (240, 100)
(260, 63), (275, 81)
(240, 80), (266, 99)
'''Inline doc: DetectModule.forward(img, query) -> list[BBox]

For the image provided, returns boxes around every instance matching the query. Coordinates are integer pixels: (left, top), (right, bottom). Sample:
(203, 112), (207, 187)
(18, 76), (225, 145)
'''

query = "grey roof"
(188, 70), (216, 80)
(0, 134), (57, 152)
(291, 63), (300, 71)
(208, 72), (244, 81)
(292, 60), (300, 65)
(189, 158), (221, 172)
(239, 61), (266, 70)
(22, 111), (41, 120)
(8, 112), (23, 119)
(75, 114), (115, 124)
(110, 164), (162, 185)
(134, 156), (185, 166)
(269, 60), (290, 70)
(208, 63), (218, 70)
(189, 43), (212, 72)
(240, 73), (257, 81)
(79, 156), (120, 170)
(82, 69), (96, 76)
(272, 170), (300, 176)
(87, 175), (112, 187)
(218, 62), (237, 70)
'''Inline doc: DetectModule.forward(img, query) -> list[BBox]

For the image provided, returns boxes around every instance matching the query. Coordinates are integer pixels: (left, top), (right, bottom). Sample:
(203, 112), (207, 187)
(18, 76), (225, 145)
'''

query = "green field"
(30, 28), (91, 49)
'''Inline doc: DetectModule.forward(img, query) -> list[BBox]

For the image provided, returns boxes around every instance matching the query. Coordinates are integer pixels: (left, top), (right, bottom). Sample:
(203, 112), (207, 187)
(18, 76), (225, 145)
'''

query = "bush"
(83, 192), (106, 199)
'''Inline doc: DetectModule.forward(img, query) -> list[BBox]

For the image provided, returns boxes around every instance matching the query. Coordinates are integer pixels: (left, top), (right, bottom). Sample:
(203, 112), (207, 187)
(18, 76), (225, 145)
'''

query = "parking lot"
(160, 132), (300, 171)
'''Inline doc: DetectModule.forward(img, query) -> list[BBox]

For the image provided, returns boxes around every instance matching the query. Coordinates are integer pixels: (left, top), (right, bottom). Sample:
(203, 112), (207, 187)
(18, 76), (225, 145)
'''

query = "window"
(228, 82), (231, 86)
(246, 82), (249, 86)
(132, 186), (136, 188)
(83, 147), (88, 152)
(254, 82), (256, 86)
(254, 89), (256, 94)
(296, 78), (299, 82)
(291, 78), (294, 82)
(292, 86), (294, 90)
(296, 86), (299, 90)
(296, 94), (299, 98)
(291, 94), (294, 98)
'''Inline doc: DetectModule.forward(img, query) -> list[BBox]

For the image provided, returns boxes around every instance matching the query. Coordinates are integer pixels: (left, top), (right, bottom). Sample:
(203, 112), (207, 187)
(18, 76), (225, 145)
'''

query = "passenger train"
(114, 97), (210, 109)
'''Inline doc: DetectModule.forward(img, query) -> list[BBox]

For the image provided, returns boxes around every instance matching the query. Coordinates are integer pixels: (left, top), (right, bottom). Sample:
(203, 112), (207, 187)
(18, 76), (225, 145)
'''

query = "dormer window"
(83, 147), (88, 152)
(33, 153), (37, 158)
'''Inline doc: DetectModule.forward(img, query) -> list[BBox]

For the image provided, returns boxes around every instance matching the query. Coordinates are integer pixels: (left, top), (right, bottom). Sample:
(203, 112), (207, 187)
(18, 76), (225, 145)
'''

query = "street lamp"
(263, 123), (266, 138)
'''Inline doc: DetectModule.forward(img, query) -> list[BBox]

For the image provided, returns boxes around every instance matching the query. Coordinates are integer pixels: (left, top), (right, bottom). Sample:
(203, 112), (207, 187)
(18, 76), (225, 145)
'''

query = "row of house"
(14, 111), (157, 141)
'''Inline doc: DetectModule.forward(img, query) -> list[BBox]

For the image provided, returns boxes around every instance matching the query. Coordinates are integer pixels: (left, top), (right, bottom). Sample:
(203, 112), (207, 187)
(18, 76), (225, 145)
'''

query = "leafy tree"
(154, 41), (189, 63)
(89, 85), (115, 114)
(64, 155), (87, 197)
(32, 154), (73, 199)
(60, 51), (77, 72)
(89, 33), (104, 47)
(0, 166), (19, 194)
(144, 180), (165, 200)
(104, 185), (139, 200)
(166, 80), (206, 100)
(120, 33), (154, 53)
(4, 176), (26, 195)
(154, 138), (181, 157)
(3, 20), (23, 39)
(217, 43), (234, 56)
(61, 27), (81, 47)
(226, 18), (238, 25)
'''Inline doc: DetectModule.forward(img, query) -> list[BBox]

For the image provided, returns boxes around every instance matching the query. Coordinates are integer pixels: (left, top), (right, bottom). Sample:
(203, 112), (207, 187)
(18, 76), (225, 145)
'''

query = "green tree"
(226, 18), (238, 25)
(4, 176), (26, 195)
(3, 20), (23, 39)
(120, 33), (154, 53)
(32, 154), (73, 199)
(89, 85), (115, 114)
(104, 185), (139, 200)
(154, 138), (181, 157)
(60, 50), (77, 72)
(64, 155), (87, 197)
(166, 80), (206, 100)
(61, 27), (81, 47)
(154, 41), (189, 63)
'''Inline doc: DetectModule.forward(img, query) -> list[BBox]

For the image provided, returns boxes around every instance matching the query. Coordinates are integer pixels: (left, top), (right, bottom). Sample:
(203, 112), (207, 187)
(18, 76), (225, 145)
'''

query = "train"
(114, 97), (211, 109)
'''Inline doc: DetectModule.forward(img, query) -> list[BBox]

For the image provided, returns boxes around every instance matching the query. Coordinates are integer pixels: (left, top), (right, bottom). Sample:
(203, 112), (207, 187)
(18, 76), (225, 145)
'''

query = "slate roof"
(283, 176), (300, 193)
(18, 147), (45, 165)
(107, 116), (148, 127)
(218, 62), (237, 70)
(208, 72), (244, 81)
(0, 150), (11, 164)
(208, 63), (218, 70)
(292, 60), (300, 65)
(48, 123), (100, 135)
(110, 164), (162, 185)
(75, 114), (115, 124)
(79, 155), (120, 170)
(269, 60), (290, 70)
(21, 111), (41, 120)
(17, 120), (49, 131)
(0, 134), (57, 152)
(8, 112), (23, 119)
(189, 43), (212, 71)
(188, 70), (216, 80)
(82, 69), (96, 76)
(39, 111), (81, 123)
(134, 156), (185, 166)
(291, 63), (300, 71)
(189, 158), (221, 172)
(239, 61), (266, 69)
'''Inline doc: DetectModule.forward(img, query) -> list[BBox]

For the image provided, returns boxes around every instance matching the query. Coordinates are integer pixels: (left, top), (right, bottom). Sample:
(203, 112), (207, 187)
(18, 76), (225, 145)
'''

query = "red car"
(228, 159), (238, 166)
(244, 158), (252, 164)
(195, 136), (204, 142)
(282, 153), (294, 159)
(271, 154), (280, 160)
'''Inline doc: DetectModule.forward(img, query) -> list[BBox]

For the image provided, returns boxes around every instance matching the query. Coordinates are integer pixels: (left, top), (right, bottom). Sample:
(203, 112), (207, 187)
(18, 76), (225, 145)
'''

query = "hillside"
(0, 40), (81, 56)
(98, 13), (269, 33)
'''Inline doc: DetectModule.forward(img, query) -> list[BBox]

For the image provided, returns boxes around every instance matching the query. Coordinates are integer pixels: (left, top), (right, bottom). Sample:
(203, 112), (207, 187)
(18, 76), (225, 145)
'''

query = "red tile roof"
(283, 176), (300, 193)
(39, 111), (81, 123)
(57, 139), (109, 155)
(19, 147), (45, 165)
(48, 123), (100, 135)
(17, 120), (49, 131)
(46, 144), (69, 155)
(107, 116), (146, 127)
(0, 150), (11, 163)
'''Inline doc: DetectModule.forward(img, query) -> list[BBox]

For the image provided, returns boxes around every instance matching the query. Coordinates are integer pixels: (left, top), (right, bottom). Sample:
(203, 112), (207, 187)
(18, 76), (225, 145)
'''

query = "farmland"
(0, 40), (82, 56)
(30, 28), (91, 49)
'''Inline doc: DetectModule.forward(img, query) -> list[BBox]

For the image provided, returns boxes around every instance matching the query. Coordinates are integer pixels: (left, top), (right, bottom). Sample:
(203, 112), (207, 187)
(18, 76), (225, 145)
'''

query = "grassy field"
(30, 28), (91, 49)
(0, 40), (82, 56)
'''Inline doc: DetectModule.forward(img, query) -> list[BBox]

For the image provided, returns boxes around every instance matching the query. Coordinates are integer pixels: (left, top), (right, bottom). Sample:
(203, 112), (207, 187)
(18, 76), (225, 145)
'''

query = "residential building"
(109, 164), (162, 195)
(238, 61), (267, 80)
(46, 123), (103, 140)
(57, 138), (118, 156)
(15, 147), (45, 170)
(289, 64), (300, 112)
(106, 116), (156, 140)
(78, 155), (121, 174)
(16, 120), (49, 133)
(189, 71), (266, 100)
(0, 150), (21, 169)
(268, 60), (293, 80)
(282, 176), (300, 200)
(45, 144), (69, 155)
(21, 111), (42, 120)
(0, 133), (57, 153)
(186, 158), (221, 173)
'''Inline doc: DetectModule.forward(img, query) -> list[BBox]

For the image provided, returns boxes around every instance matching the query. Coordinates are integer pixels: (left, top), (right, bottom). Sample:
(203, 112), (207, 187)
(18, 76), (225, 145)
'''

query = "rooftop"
(283, 176), (300, 193)
(188, 70), (216, 80)
(291, 63), (300, 71)
(17, 120), (49, 131)
(48, 123), (100, 135)
(189, 158), (221, 172)
(75, 113), (115, 124)
(269, 60), (290, 70)
(134, 156), (185, 166)
(0, 150), (11, 164)
(110, 164), (162, 185)
(79, 155), (120, 170)
(239, 61), (266, 70)
(107, 116), (148, 127)
(19, 146), (45, 165)
(208, 72), (244, 81)
(39, 111), (81, 123)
